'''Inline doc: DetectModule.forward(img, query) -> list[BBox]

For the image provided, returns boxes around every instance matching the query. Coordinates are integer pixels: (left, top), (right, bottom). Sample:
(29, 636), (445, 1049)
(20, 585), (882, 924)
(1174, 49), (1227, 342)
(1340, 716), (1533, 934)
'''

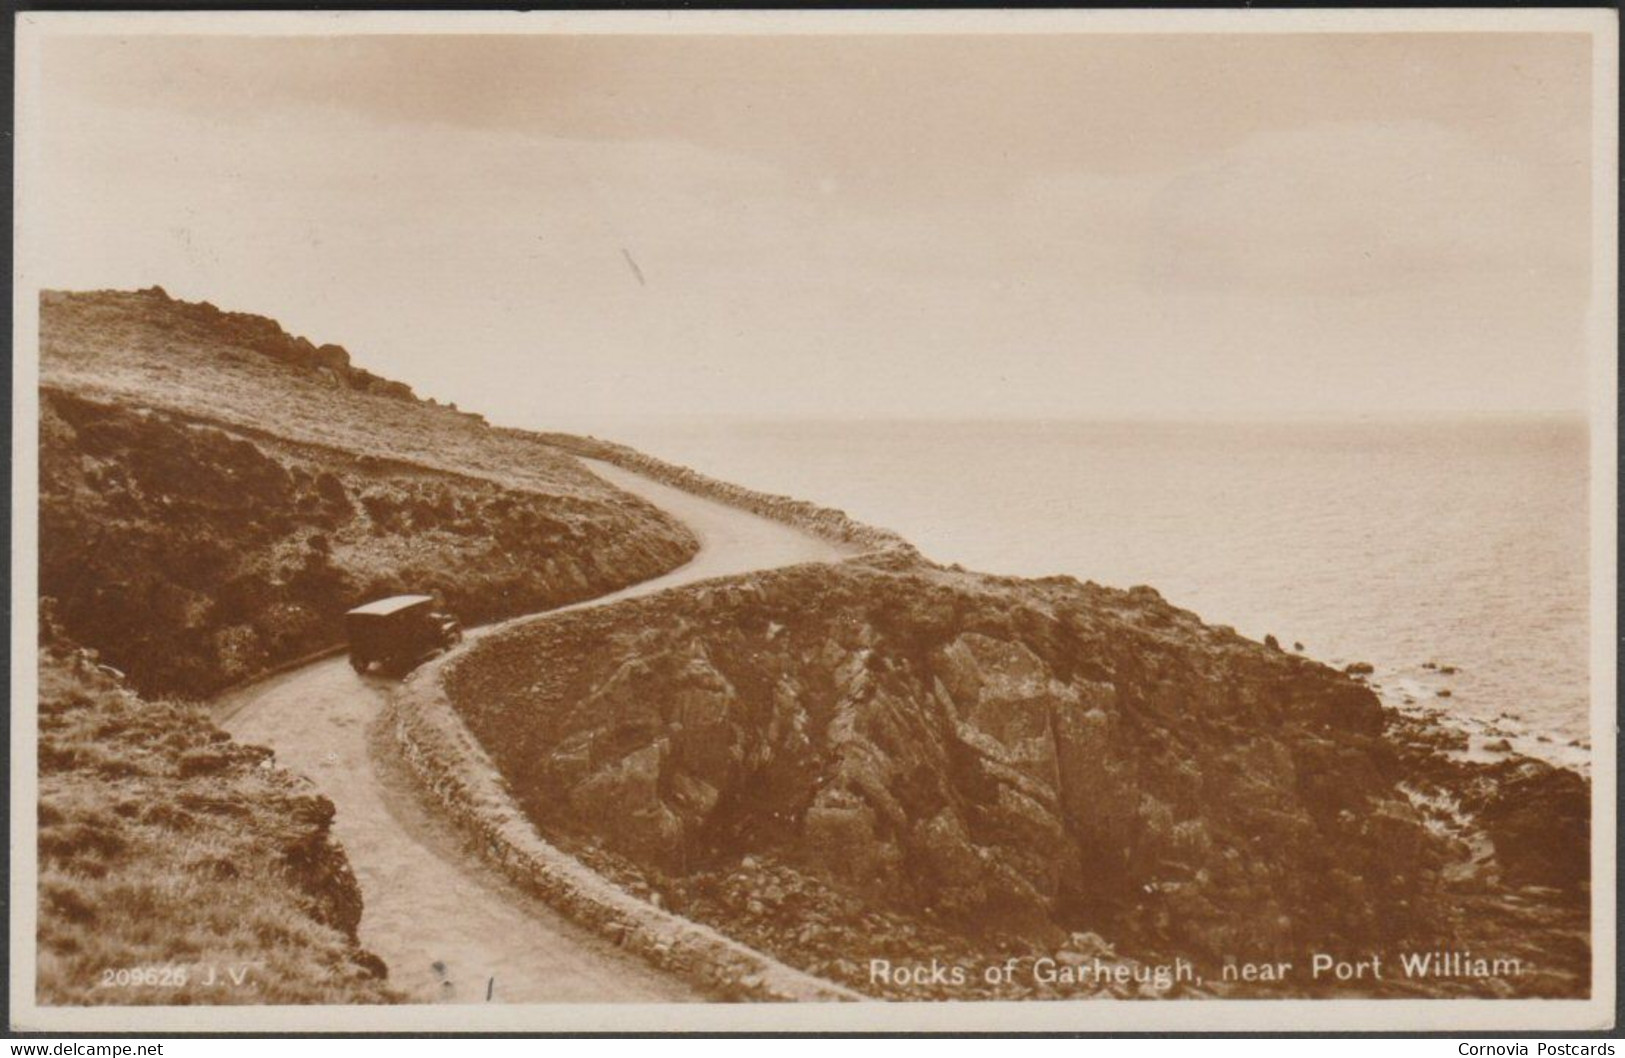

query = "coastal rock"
(1465, 759), (1589, 889)
(446, 560), (1447, 968)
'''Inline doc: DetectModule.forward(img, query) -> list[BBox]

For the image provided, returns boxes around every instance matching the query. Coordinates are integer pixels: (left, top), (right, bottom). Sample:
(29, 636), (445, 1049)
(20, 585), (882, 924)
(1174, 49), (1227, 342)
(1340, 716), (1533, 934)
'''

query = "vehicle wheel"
(349, 654), (369, 674)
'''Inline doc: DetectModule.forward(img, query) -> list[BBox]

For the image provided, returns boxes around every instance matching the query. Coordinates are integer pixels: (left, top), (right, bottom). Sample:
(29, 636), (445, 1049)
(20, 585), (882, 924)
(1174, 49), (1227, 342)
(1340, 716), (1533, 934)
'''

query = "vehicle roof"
(345, 594), (435, 617)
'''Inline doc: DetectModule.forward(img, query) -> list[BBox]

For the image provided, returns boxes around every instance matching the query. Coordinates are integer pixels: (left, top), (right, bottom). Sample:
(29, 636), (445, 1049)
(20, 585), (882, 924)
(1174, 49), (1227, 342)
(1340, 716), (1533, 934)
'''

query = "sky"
(25, 29), (1597, 426)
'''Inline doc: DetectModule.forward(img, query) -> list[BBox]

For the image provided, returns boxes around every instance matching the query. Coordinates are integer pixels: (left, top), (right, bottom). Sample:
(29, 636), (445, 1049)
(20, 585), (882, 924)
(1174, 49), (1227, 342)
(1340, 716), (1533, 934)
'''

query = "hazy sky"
(27, 31), (1596, 425)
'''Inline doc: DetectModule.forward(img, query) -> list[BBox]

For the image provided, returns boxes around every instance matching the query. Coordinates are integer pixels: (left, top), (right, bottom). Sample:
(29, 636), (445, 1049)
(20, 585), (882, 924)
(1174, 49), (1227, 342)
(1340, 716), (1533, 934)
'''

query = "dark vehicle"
(345, 594), (463, 676)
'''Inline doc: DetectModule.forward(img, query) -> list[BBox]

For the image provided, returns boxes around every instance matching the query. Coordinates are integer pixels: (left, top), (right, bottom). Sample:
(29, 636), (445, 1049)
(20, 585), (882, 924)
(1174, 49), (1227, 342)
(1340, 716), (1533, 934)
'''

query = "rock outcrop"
(439, 559), (1587, 997)
(118, 286), (411, 402)
(1469, 761), (1589, 890)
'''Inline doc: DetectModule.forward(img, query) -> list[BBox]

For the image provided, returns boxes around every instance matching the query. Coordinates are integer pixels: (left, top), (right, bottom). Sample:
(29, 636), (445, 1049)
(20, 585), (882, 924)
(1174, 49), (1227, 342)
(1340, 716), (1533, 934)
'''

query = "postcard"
(10, 7), (1617, 1034)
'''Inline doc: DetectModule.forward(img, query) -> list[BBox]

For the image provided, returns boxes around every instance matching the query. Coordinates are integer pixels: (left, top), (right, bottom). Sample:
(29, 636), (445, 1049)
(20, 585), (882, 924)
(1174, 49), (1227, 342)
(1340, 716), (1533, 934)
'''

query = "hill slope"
(41, 288), (698, 697)
(34, 287), (701, 1004)
(37, 649), (394, 1005)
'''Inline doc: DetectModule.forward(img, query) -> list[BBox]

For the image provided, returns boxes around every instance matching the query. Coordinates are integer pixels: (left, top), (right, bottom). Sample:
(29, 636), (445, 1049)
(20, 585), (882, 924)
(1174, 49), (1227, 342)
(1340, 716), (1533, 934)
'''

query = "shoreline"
(539, 419), (1590, 778)
(541, 427), (1591, 787)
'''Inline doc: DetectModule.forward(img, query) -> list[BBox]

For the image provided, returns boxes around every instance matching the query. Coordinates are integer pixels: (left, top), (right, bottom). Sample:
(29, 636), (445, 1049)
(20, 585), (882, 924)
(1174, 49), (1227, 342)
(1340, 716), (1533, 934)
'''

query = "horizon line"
(507, 409), (1591, 429)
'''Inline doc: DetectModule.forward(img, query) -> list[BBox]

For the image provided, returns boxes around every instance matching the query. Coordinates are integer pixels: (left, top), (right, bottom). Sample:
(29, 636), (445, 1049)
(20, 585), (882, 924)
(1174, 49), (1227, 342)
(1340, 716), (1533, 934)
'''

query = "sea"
(544, 416), (1594, 771)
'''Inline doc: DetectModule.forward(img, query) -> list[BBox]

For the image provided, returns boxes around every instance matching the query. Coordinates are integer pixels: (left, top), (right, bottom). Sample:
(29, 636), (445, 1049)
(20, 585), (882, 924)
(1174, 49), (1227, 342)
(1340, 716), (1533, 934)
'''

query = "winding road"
(215, 458), (853, 1003)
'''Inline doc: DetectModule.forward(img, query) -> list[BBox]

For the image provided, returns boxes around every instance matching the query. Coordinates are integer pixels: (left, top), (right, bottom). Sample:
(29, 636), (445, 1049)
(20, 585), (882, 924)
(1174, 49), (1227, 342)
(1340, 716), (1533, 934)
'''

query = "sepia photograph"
(8, 8), (1618, 1035)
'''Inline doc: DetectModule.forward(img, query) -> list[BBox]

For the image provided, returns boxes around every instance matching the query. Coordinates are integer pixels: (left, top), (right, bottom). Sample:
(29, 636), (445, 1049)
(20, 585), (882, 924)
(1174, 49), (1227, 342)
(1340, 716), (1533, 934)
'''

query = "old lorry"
(344, 594), (463, 676)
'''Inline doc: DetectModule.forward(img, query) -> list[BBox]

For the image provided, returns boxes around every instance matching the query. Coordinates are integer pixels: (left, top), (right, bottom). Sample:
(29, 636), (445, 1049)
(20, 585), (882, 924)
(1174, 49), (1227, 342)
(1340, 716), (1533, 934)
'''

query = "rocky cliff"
(444, 558), (1590, 999)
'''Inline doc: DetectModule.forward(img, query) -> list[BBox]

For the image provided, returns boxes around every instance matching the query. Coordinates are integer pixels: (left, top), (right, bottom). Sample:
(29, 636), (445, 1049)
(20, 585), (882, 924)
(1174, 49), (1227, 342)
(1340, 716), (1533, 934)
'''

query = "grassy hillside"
(41, 288), (699, 698)
(34, 287), (701, 1004)
(37, 647), (393, 1005)
(44, 288), (636, 498)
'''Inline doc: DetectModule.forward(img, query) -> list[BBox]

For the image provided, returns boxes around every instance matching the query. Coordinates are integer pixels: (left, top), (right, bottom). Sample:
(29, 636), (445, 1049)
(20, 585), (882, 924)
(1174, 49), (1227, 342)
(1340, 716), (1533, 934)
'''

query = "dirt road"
(217, 457), (854, 1003)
